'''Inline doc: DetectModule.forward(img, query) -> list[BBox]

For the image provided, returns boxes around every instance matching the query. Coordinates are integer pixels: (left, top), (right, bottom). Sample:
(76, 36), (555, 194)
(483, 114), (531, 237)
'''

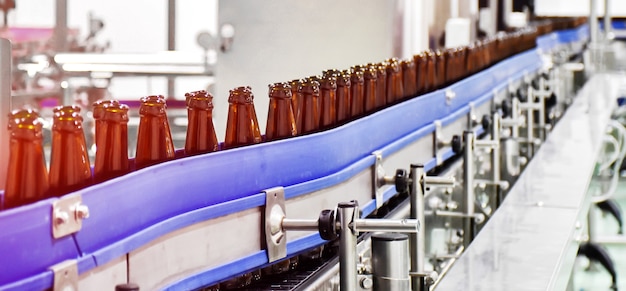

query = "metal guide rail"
(0, 25), (588, 291)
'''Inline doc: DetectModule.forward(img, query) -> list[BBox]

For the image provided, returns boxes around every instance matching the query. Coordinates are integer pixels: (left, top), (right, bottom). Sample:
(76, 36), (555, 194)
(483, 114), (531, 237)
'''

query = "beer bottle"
(363, 66), (378, 113)
(289, 79), (303, 132)
(370, 63), (387, 108)
(319, 75), (337, 129)
(94, 102), (130, 182)
(386, 59), (404, 103)
(336, 70), (351, 123)
(49, 105), (92, 196)
(424, 51), (436, 92)
(297, 78), (321, 134)
(466, 43), (477, 75)
(444, 48), (455, 85)
(457, 46), (468, 80)
(4, 109), (48, 209)
(224, 86), (262, 148)
(266, 82), (297, 141)
(349, 69), (365, 118)
(434, 50), (446, 89)
(413, 53), (426, 95)
(135, 95), (175, 169)
(401, 59), (416, 99)
(184, 90), (219, 155)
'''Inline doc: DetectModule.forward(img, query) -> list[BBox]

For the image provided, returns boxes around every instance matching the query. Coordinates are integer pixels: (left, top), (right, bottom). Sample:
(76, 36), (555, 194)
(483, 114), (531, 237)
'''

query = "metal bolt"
(425, 271), (439, 285)
(54, 210), (69, 225)
(360, 277), (373, 289)
(74, 204), (90, 220)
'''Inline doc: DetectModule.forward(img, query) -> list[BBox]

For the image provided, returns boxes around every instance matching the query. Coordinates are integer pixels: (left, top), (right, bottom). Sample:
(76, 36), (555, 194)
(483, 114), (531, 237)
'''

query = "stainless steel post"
(409, 164), (425, 291)
(167, 0), (176, 98)
(338, 201), (358, 291)
(604, 0), (612, 40)
(590, 0), (599, 44)
(354, 219), (419, 233)
(463, 131), (475, 248)
(525, 87), (535, 157)
(54, 0), (68, 52)
(491, 113), (502, 207)
(0, 39), (10, 191)
(371, 233), (410, 291)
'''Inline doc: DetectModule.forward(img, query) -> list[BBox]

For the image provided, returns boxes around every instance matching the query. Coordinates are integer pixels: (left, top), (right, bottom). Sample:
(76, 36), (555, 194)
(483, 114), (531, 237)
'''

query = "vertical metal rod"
(590, 0), (599, 44)
(338, 202), (358, 291)
(463, 131), (475, 248)
(511, 98), (520, 138)
(491, 113), (502, 207)
(0, 39), (11, 191)
(604, 0), (612, 40)
(409, 164), (425, 291)
(54, 0), (68, 52)
(371, 233), (410, 290)
(167, 0), (176, 98)
(538, 79), (546, 141)
(525, 87), (535, 157)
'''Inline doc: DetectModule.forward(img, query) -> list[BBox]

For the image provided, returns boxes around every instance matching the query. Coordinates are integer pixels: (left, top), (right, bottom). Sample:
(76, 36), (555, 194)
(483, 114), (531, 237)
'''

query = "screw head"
(360, 277), (373, 289)
(74, 204), (90, 220)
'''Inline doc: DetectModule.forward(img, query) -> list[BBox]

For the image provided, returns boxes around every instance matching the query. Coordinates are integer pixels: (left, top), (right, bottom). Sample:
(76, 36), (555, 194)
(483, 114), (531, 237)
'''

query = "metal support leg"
(371, 233), (410, 290)
(491, 113), (502, 207)
(338, 202), (358, 291)
(604, 0), (612, 41)
(409, 164), (425, 291)
(463, 131), (475, 248)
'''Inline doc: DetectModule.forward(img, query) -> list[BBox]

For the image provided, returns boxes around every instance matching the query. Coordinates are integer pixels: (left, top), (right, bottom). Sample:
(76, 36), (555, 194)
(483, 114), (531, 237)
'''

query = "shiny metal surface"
(436, 73), (626, 291)
(409, 165), (426, 291)
(338, 202), (358, 291)
(0, 39), (10, 190)
(371, 233), (410, 291)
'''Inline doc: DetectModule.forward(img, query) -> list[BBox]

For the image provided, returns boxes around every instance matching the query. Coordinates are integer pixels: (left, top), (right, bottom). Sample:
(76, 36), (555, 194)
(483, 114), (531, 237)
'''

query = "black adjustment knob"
(116, 284), (139, 291)
(546, 92), (557, 108)
(451, 135), (463, 154)
(516, 87), (527, 102)
(501, 99), (512, 118)
(531, 78), (540, 90)
(318, 209), (338, 240)
(481, 115), (491, 131)
(394, 169), (409, 193)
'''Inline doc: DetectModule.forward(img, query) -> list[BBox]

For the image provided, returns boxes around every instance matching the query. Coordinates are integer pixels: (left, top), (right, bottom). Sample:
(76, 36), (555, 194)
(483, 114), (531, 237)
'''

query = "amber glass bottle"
(370, 63), (387, 108)
(296, 78), (321, 134)
(266, 82), (297, 141)
(466, 43), (477, 75)
(444, 48), (455, 85)
(413, 53), (426, 95)
(385, 59), (403, 104)
(424, 51), (436, 92)
(363, 66), (378, 113)
(4, 109), (48, 209)
(289, 79), (303, 130)
(224, 86), (262, 148)
(434, 50), (446, 89)
(184, 90), (219, 155)
(93, 102), (130, 182)
(49, 105), (92, 196)
(350, 69), (365, 118)
(135, 95), (176, 169)
(319, 75), (337, 129)
(336, 70), (351, 123)
(401, 59), (416, 99)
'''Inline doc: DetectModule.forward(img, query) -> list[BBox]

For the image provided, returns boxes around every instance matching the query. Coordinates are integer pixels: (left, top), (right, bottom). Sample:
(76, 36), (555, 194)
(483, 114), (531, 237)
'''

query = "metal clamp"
(50, 259), (78, 291)
(264, 187), (287, 263)
(52, 194), (89, 239)
(445, 89), (456, 105)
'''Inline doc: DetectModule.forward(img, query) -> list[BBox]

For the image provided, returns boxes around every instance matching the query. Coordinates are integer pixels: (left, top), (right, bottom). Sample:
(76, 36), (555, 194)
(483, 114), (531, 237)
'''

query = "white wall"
(535, 0), (626, 17)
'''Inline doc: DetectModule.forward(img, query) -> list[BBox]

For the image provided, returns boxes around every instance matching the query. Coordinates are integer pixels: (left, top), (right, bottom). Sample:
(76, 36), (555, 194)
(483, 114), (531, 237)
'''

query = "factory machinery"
(3, 8), (626, 291)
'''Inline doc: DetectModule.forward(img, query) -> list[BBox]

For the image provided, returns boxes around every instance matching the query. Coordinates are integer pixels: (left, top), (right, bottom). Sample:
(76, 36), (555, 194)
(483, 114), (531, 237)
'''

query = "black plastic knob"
(516, 87), (528, 102)
(481, 115), (491, 131)
(318, 209), (338, 240)
(451, 135), (463, 154)
(394, 169), (409, 193)
(501, 99), (512, 118)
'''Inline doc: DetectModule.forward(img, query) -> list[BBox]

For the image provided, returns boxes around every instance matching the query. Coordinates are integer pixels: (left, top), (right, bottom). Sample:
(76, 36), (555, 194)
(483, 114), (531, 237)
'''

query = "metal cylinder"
(371, 233), (410, 291)
(282, 219), (319, 231)
(0, 39), (11, 191)
(491, 113), (502, 208)
(604, 0), (612, 40)
(354, 218), (419, 233)
(463, 131), (475, 249)
(590, 0), (599, 44)
(338, 201), (358, 291)
(409, 164), (425, 291)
